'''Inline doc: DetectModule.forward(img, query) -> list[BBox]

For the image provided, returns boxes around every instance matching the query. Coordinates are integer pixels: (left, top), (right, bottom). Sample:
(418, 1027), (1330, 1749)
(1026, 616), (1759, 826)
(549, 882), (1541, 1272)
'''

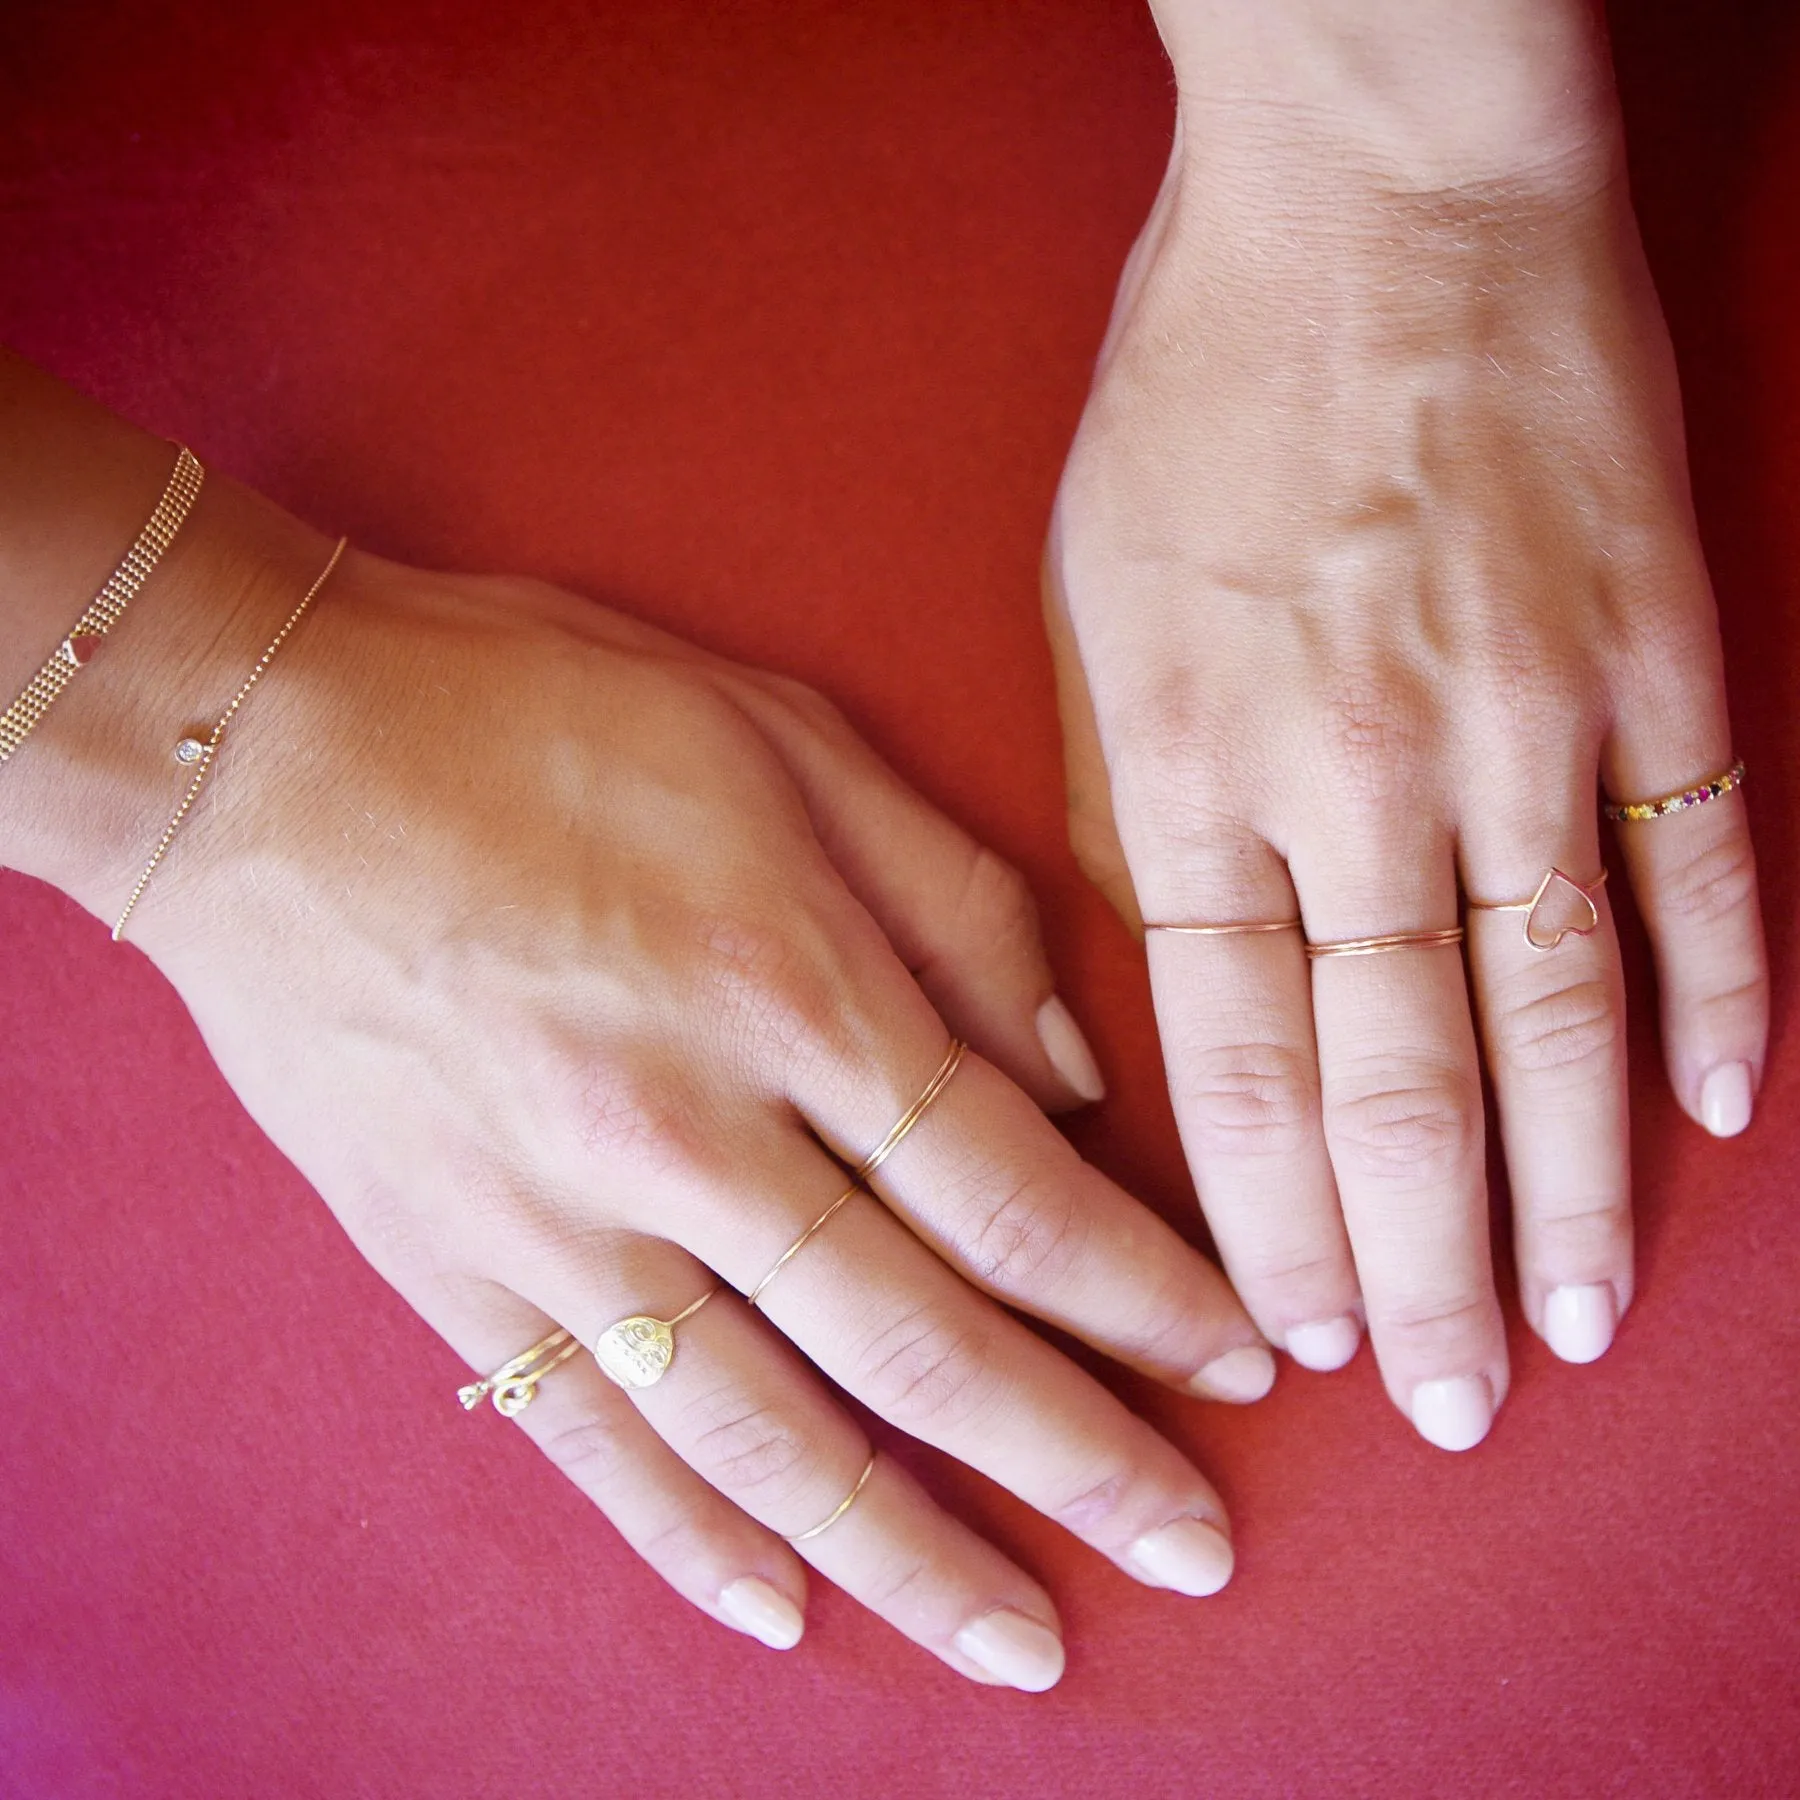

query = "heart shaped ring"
(1467, 867), (1609, 952)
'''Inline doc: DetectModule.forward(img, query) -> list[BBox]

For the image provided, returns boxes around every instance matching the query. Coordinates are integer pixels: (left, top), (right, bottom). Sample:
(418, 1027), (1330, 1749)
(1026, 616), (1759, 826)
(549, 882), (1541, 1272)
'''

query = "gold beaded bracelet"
(0, 446), (205, 763)
(112, 537), (350, 942)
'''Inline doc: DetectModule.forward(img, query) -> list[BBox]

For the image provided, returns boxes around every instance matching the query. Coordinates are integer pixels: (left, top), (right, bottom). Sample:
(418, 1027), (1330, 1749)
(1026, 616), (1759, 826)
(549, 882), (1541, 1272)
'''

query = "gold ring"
(787, 1451), (878, 1543)
(457, 1327), (583, 1417)
(1144, 919), (1302, 937)
(854, 1039), (967, 1182)
(1306, 926), (1464, 960)
(1604, 759), (1746, 822)
(1467, 867), (1608, 952)
(592, 1288), (719, 1390)
(746, 1182), (861, 1309)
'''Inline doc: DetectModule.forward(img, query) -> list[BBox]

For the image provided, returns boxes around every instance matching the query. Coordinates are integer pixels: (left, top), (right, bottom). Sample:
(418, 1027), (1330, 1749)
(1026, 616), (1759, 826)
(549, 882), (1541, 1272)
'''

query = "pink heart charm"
(61, 632), (102, 667)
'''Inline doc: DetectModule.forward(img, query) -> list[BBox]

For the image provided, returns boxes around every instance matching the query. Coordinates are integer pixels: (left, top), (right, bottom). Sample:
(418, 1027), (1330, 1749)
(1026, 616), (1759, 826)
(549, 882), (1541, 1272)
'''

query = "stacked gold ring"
(748, 1039), (968, 1310)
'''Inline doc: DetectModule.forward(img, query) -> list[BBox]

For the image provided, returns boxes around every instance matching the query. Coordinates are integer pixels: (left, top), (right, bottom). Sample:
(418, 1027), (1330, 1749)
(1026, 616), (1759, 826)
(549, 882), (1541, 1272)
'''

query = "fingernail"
(1700, 1062), (1753, 1137)
(1284, 1315), (1363, 1372)
(1035, 995), (1106, 1103)
(1543, 1283), (1616, 1364)
(719, 1577), (805, 1650)
(1188, 1344), (1276, 1403)
(953, 1608), (1066, 1692)
(1409, 1375), (1494, 1453)
(1126, 1517), (1235, 1597)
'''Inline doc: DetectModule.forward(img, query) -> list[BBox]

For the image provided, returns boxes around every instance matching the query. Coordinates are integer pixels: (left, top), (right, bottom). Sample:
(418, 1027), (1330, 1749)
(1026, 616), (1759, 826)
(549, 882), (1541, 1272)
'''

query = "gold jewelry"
(787, 1451), (877, 1543)
(0, 446), (205, 763)
(747, 1182), (860, 1309)
(592, 1287), (719, 1390)
(458, 1327), (582, 1417)
(1144, 919), (1301, 936)
(1467, 867), (1608, 952)
(854, 1038), (966, 1181)
(111, 537), (349, 941)
(1604, 759), (1746, 823)
(1306, 926), (1464, 960)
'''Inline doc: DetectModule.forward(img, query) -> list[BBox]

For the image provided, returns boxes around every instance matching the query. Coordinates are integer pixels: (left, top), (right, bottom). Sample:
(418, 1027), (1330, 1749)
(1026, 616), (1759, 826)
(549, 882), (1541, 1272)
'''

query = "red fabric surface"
(3, 2), (1798, 1794)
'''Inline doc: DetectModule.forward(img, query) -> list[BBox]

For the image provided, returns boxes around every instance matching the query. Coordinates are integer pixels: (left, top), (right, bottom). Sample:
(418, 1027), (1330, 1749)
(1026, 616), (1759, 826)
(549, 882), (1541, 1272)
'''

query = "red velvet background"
(3, 2), (1798, 1794)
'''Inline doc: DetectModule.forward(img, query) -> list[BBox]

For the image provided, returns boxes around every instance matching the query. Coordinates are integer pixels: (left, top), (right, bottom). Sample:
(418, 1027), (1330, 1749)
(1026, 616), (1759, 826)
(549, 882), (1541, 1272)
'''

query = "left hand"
(1043, 45), (1768, 1450)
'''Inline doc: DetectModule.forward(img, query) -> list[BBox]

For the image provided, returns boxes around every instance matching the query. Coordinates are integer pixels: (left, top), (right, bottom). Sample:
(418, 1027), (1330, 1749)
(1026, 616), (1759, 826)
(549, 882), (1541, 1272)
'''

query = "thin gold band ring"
(747, 1182), (861, 1310)
(1144, 919), (1301, 937)
(854, 1039), (967, 1182)
(1306, 927), (1465, 960)
(787, 1451), (878, 1543)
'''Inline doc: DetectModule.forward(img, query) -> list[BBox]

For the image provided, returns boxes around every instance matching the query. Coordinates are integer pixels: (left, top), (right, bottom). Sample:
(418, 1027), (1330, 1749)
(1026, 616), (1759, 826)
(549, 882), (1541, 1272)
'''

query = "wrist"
(2, 468), (336, 929)
(1150, 0), (1621, 203)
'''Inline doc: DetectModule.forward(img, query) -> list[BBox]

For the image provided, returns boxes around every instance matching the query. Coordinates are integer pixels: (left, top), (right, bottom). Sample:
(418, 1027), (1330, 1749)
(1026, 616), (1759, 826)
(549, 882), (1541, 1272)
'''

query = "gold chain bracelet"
(112, 537), (350, 942)
(0, 446), (205, 763)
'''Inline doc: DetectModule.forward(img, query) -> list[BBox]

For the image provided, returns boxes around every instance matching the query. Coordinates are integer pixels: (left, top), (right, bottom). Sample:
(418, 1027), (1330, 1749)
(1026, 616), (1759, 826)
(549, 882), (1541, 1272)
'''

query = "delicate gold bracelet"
(0, 446), (205, 763)
(112, 537), (350, 942)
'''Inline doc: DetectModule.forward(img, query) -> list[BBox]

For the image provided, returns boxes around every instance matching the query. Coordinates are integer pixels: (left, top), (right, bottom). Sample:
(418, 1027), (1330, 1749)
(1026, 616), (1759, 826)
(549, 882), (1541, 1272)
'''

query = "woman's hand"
(23, 473), (1273, 1688)
(1044, 5), (1767, 1450)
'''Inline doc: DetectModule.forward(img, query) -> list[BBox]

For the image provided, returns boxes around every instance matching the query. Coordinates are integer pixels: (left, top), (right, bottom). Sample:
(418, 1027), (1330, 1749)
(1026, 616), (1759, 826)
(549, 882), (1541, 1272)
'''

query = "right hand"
(90, 509), (1273, 1689)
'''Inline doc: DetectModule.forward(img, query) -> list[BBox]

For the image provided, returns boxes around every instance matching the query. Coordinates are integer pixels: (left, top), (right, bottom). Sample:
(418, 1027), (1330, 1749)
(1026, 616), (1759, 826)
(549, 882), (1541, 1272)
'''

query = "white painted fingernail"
(1035, 995), (1106, 1102)
(1700, 1062), (1753, 1137)
(719, 1577), (805, 1650)
(1188, 1344), (1276, 1403)
(954, 1608), (1066, 1691)
(1126, 1517), (1235, 1596)
(1284, 1315), (1363, 1372)
(1409, 1375), (1494, 1452)
(1543, 1283), (1617, 1365)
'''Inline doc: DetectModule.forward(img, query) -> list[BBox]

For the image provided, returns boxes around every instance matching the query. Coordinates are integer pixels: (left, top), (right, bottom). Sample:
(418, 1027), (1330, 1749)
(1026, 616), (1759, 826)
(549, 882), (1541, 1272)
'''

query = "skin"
(0, 352), (1274, 1691)
(1046, 0), (1769, 1448)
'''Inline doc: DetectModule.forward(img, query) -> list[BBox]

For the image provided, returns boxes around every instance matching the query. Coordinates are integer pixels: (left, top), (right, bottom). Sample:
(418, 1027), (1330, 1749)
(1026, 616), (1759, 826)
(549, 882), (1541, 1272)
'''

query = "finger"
(720, 667), (1107, 1113)
(1605, 631), (1767, 1136)
(496, 1235), (1069, 1690)
(793, 965), (1273, 1401)
(671, 1142), (1242, 1602)
(1462, 768), (1632, 1366)
(427, 1272), (811, 1652)
(1137, 825), (1366, 1373)
(1300, 829), (1509, 1451)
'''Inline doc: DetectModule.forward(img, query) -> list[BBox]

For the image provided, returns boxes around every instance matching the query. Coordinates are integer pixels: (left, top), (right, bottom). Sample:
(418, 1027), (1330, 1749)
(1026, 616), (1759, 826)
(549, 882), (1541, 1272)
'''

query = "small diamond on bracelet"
(173, 737), (207, 765)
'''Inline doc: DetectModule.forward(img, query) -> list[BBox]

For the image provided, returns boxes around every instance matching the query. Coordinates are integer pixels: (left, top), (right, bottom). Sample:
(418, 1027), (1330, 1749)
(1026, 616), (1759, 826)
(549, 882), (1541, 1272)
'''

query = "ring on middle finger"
(1305, 926), (1465, 960)
(1466, 867), (1608, 953)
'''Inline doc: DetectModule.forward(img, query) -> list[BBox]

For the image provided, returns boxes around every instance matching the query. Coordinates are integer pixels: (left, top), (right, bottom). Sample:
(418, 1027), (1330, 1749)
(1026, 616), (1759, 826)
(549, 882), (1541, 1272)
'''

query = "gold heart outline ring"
(1467, 868), (1608, 953)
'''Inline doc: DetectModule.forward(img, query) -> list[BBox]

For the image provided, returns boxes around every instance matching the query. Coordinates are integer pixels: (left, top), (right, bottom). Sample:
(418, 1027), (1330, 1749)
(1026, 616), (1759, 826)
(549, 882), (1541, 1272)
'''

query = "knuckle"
(1047, 1462), (1142, 1540)
(1526, 1193), (1631, 1261)
(960, 1167), (1090, 1292)
(1326, 1064), (1480, 1184)
(949, 848), (1041, 955)
(1489, 976), (1620, 1076)
(1175, 1040), (1318, 1160)
(684, 1394), (820, 1506)
(853, 1306), (996, 1434)
(1312, 677), (1431, 806)
(697, 909), (844, 1062)
(537, 1411), (636, 1491)
(563, 1052), (710, 1182)
(1652, 831), (1759, 933)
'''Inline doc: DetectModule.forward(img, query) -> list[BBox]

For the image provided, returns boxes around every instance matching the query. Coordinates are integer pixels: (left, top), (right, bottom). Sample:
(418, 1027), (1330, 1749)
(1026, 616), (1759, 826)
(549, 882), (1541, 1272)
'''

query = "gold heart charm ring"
(1467, 867), (1609, 952)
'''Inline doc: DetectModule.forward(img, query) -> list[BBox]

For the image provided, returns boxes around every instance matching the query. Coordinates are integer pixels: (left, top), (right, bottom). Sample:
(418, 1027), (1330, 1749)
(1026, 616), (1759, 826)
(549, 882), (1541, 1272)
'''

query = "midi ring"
(787, 1450), (878, 1543)
(1306, 926), (1465, 960)
(1604, 758), (1746, 823)
(1466, 867), (1608, 952)
(457, 1327), (583, 1417)
(854, 1039), (967, 1182)
(1144, 919), (1302, 937)
(593, 1288), (720, 1390)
